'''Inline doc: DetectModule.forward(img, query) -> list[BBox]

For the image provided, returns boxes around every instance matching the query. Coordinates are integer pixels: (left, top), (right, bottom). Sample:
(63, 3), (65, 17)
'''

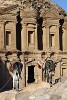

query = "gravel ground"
(0, 77), (67, 100)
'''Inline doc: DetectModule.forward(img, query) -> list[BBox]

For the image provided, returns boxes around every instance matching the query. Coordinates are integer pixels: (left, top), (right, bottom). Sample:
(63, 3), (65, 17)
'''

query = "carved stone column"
(55, 25), (59, 51)
(11, 22), (16, 50)
(46, 26), (50, 50)
(63, 28), (67, 51)
(21, 23), (27, 51)
(0, 22), (5, 49)
(35, 24), (38, 50)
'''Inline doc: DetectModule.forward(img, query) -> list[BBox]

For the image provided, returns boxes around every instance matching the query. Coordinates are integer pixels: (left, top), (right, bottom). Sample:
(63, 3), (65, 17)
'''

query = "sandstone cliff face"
(0, 0), (67, 92)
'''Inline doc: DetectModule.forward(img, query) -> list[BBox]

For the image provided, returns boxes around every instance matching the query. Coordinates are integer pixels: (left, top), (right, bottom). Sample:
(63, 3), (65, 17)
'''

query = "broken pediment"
(0, 0), (66, 19)
(40, 1), (66, 19)
(22, 10), (37, 18)
(40, 9), (60, 19)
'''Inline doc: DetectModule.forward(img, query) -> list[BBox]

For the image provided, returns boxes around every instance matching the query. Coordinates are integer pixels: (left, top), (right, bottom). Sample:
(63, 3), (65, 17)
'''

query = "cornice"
(0, 14), (17, 22)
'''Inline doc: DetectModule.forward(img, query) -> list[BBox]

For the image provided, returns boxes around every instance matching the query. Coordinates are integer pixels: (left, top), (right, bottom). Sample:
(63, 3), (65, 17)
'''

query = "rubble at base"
(0, 77), (67, 100)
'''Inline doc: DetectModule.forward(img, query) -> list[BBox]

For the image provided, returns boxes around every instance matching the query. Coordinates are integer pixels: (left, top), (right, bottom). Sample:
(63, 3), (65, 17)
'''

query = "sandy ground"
(23, 81), (50, 92)
(0, 82), (50, 100)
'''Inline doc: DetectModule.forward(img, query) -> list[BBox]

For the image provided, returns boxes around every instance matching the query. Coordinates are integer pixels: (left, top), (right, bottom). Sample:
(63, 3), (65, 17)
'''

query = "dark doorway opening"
(27, 65), (35, 83)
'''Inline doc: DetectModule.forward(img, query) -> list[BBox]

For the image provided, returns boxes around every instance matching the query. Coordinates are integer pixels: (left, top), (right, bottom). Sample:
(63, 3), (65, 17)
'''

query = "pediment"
(40, 9), (60, 19)
(40, 1), (66, 19)
(0, 4), (19, 15)
(22, 10), (37, 18)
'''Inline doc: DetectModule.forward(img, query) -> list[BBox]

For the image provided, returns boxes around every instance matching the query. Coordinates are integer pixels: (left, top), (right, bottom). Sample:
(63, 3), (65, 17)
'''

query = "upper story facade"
(0, 0), (67, 54)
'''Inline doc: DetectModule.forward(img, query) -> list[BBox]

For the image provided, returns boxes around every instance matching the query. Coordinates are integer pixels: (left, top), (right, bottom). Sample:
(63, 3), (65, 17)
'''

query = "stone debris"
(1, 77), (67, 100)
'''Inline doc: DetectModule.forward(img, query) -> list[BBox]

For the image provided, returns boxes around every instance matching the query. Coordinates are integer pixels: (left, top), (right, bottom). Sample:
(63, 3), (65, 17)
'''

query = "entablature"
(42, 19), (59, 27)
(0, 14), (17, 22)
(22, 18), (37, 24)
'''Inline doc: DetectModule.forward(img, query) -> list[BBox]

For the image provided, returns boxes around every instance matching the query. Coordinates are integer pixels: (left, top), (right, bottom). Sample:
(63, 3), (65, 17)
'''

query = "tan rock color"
(0, 0), (67, 90)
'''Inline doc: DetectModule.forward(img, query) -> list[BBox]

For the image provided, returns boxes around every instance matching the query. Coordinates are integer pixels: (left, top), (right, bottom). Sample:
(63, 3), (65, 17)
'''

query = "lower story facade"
(0, 50), (67, 90)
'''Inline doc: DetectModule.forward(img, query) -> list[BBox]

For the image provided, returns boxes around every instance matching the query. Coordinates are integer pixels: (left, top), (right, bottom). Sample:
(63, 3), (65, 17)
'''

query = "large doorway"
(27, 65), (35, 83)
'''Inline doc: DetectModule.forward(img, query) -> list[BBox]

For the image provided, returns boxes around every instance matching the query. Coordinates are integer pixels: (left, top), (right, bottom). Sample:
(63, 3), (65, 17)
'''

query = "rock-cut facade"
(0, 0), (67, 90)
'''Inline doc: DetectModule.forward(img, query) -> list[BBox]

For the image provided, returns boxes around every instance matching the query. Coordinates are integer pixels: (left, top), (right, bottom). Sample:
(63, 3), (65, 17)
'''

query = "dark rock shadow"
(0, 59), (13, 92)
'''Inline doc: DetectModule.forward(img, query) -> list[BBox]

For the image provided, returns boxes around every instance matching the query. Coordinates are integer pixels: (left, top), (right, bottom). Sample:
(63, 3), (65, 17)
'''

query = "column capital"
(42, 24), (49, 28)
(22, 22), (27, 25)
(7, 55), (19, 64)
(22, 23), (27, 28)
(45, 25), (49, 28)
